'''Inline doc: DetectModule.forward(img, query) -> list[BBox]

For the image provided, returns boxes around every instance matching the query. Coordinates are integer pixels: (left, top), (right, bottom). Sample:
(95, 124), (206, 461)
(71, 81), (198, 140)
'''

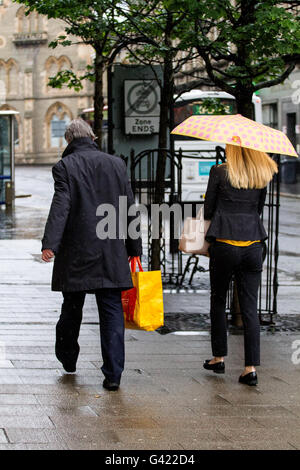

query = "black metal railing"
(130, 148), (183, 283)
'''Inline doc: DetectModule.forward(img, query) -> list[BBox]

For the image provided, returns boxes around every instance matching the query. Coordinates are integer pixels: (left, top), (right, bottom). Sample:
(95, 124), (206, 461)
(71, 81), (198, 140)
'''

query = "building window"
(0, 79), (5, 105)
(262, 103), (278, 129)
(45, 56), (73, 92)
(46, 102), (72, 149)
(0, 59), (19, 97)
(287, 112), (297, 149)
(16, 6), (43, 34)
(0, 60), (5, 101)
(14, 7), (47, 46)
(50, 113), (71, 148)
(6, 59), (18, 95)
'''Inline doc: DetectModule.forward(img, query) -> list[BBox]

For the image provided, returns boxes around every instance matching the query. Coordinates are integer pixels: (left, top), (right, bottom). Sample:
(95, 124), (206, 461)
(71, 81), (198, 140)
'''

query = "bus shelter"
(0, 110), (19, 205)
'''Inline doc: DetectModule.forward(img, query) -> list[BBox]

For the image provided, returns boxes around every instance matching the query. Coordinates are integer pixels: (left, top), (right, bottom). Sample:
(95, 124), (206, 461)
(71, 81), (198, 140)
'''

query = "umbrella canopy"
(171, 114), (298, 157)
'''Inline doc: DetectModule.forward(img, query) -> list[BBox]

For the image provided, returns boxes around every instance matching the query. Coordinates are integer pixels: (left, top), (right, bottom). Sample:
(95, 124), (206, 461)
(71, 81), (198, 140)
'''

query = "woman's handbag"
(178, 206), (211, 255)
(121, 257), (164, 331)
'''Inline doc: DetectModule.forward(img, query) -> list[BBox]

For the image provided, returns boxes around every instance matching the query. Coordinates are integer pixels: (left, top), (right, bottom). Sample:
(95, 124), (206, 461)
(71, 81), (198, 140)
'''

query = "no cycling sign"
(124, 80), (160, 135)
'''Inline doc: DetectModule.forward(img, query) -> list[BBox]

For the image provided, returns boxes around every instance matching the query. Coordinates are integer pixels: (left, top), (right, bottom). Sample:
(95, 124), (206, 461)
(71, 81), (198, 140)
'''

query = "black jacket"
(204, 164), (267, 242)
(42, 137), (142, 292)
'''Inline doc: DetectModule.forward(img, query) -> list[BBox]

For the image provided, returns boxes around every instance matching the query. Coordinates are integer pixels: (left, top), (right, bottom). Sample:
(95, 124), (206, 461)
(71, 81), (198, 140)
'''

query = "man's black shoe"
(62, 362), (76, 373)
(203, 359), (225, 374)
(103, 379), (119, 391)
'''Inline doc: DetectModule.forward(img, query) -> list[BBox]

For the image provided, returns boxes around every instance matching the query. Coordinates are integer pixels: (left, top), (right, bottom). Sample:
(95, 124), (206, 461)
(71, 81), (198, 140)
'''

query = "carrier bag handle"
(130, 257), (143, 273)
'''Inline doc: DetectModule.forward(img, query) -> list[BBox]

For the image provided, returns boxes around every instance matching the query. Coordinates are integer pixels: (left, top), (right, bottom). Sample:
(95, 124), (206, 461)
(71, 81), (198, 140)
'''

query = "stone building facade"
(259, 66), (300, 157)
(0, 0), (94, 164)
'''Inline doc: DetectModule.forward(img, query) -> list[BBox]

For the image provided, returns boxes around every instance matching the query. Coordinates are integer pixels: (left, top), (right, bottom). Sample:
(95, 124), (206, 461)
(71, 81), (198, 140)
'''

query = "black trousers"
(209, 242), (263, 366)
(55, 288), (124, 383)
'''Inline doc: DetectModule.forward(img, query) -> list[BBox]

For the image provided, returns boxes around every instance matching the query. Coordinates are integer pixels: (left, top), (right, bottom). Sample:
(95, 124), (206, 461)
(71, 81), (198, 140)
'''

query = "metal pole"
(107, 64), (114, 155)
(6, 114), (15, 206)
(10, 114), (15, 191)
(272, 155), (281, 319)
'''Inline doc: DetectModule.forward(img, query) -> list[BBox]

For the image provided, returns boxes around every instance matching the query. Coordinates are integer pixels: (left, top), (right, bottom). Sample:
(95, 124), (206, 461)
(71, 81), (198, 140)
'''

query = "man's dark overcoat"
(42, 137), (142, 292)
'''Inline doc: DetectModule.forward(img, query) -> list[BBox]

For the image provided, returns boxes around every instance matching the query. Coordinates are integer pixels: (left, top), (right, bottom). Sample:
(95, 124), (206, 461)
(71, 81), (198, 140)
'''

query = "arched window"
(16, 6), (26, 33)
(45, 102), (72, 149)
(0, 79), (5, 105)
(50, 113), (71, 148)
(0, 60), (6, 101)
(16, 6), (42, 33)
(0, 59), (19, 96)
(45, 57), (58, 79)
(58, 56), (71, 72)
(45, 56), (73, 93)
(6, 59), (18, 95)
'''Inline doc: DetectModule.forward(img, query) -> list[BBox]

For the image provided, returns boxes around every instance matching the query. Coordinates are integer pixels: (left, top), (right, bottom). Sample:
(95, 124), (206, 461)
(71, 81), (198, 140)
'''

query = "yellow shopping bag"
(122, 257), (164, 331)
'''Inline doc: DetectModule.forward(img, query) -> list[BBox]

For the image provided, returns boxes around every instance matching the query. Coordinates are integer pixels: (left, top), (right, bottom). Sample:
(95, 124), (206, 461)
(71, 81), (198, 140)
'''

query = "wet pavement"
(0, 166), (299, 450)
(281, 173), (300, 198)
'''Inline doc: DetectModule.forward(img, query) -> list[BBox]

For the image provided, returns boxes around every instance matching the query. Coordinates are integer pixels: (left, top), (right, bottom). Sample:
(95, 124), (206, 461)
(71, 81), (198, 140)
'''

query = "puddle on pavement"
(157, 313), (300, 335)
(0, 205), (47, 239)
(171, 331), (209, 336)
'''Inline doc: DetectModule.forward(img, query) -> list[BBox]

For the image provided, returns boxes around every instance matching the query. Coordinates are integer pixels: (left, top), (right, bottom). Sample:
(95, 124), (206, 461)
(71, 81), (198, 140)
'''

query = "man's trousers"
(55, 288), (124, 383)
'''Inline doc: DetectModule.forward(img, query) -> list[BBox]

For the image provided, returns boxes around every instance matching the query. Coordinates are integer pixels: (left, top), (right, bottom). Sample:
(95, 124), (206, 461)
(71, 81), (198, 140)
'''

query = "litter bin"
(280, 158), (297, 184)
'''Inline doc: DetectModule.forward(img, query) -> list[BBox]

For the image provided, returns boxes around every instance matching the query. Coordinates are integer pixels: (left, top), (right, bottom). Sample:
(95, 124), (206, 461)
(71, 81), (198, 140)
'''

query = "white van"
(173, 90), (263, 201)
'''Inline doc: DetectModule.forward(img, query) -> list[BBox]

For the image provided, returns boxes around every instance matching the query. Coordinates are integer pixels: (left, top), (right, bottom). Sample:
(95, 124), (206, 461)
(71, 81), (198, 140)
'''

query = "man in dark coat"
(42, 119), (142, 391)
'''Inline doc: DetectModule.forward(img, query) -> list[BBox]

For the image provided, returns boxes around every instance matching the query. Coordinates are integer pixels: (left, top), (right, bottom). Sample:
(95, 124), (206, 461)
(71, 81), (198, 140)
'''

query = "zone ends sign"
(124, 80), (160, 135)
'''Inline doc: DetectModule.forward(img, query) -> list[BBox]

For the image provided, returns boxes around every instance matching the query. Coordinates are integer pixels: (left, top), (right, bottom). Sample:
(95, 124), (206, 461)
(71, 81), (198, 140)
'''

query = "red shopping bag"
(121, 258), (142, 325)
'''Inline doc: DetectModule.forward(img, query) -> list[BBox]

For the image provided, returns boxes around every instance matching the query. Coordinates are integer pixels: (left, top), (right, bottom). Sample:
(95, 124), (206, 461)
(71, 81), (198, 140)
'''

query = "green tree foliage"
(170, 0), (300, 118)
(112, 1), (199, 269)
(14, 0), (122, 145)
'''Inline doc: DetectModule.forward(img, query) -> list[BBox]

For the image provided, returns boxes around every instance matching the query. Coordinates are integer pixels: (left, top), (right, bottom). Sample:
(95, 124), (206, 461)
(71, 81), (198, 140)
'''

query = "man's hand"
(42, 249), (55, 262)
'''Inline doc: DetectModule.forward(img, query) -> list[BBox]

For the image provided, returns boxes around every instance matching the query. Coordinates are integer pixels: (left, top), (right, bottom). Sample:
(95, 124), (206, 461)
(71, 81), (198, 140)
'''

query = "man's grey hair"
(64, 118), (95, 143)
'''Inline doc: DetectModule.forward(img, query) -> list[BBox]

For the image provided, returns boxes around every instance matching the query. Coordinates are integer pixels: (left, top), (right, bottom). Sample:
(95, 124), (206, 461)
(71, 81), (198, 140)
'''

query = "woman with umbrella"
(202, 143), (277, 386)
(172, 114), (297, 386)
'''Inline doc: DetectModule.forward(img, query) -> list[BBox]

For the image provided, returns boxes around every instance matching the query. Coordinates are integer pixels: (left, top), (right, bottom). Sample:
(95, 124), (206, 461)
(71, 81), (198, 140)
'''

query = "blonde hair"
(225, 144), (278, 189)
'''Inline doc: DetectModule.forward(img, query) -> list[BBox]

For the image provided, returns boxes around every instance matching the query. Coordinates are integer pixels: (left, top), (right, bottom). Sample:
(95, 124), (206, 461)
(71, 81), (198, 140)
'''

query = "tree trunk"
(93, 49), (104, 148)
(234, 1), (256, 121)
(235, 87), (255, 120)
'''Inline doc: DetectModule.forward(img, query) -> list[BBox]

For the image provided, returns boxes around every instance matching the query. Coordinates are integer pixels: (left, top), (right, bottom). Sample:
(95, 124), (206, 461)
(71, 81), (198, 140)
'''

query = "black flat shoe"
(203, 359), (225, 374)
(103, 379), (120, 391)
(239, 371), (257, 386)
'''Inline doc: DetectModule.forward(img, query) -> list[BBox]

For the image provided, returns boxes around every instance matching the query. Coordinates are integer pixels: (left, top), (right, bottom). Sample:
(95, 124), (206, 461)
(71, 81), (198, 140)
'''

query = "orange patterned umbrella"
(171, 114), (298, 157)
